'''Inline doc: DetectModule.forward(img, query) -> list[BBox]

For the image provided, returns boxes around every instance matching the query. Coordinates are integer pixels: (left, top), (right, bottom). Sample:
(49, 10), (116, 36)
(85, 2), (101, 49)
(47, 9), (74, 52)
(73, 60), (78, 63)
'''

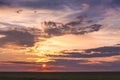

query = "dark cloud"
(47, 59), (89, 71)
(45, 46), (120, 71)
(44, 23), (101, 36)
(46, 58), (120, 71)
(0, 20), (47, 47)
(0, 0), (114, 10)
(19, 0), (106, 9)
(3, 61), (37, 65)
(44, 15), (102, 37)
(0, 0), (10, 6)
(85, 46), (120, 53)
(117, 44), (120, 45)
(20, 0), (66, 10)
(112, 0), (120, 6)
(110, 0), (120, 10)
(51, 46), (120, 58)
(0, 29), (36, 47)
(1, 59), (120, 71)
(26, 0), (113, 10)
(0, 0), (67, 9)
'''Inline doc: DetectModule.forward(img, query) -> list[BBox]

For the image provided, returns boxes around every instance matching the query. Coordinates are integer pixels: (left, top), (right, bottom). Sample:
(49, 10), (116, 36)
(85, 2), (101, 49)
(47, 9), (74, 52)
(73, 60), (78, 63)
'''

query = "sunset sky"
(0, 0), (120, 72)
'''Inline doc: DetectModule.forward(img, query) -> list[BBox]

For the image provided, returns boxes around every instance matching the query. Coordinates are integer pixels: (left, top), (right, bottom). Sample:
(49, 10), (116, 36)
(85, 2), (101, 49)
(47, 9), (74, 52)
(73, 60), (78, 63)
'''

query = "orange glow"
(42, 64), (47, 68)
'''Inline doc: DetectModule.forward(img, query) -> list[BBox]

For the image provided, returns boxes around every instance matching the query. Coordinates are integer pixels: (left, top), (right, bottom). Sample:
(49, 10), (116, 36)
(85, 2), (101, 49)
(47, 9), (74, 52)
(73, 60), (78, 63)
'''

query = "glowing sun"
(42, 64), (47, 68)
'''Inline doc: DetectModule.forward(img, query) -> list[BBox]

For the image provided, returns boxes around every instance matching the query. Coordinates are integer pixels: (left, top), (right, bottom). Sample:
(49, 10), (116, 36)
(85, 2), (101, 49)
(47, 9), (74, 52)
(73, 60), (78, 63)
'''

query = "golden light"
(25, 40), (65, 57)
(42, 64), (47, 68)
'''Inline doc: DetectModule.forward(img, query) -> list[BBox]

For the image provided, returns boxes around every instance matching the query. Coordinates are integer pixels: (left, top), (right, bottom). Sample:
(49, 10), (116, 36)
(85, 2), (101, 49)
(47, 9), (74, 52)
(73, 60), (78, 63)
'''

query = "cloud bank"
(0, 15), (102, 47)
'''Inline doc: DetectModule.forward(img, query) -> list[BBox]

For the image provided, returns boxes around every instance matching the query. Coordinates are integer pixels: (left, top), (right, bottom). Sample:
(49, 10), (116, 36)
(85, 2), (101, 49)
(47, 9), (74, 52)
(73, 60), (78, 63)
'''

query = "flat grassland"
(0, 72), (120, 80)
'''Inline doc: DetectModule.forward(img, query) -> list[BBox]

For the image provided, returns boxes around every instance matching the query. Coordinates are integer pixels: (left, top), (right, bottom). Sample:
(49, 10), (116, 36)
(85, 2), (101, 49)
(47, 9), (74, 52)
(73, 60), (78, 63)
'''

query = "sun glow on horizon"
(42, 64), (47, 68)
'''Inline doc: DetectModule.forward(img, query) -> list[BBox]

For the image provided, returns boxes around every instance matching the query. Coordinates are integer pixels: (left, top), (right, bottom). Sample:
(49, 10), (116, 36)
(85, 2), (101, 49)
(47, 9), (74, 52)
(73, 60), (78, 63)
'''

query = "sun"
(42, 64), (47, 68)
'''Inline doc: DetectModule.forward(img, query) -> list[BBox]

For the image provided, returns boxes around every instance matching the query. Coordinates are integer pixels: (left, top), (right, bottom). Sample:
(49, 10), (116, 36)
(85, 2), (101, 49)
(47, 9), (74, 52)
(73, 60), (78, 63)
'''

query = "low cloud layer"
(61, 46), (120, 58)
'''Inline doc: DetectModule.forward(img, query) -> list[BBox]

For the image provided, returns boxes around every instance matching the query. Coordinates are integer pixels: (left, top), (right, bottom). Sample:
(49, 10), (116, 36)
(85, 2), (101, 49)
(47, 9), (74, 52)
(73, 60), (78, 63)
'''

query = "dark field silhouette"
(0, 72), (120, 80)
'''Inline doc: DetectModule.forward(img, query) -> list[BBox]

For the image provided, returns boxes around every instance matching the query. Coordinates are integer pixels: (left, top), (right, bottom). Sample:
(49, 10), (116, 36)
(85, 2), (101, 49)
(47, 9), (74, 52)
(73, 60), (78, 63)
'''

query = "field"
(0, 72), (120, 80)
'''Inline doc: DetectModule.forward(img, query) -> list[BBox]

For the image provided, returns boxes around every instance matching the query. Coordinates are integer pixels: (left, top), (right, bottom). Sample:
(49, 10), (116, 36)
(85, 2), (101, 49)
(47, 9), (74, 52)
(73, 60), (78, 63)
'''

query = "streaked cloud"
(60, 46), (120, 58)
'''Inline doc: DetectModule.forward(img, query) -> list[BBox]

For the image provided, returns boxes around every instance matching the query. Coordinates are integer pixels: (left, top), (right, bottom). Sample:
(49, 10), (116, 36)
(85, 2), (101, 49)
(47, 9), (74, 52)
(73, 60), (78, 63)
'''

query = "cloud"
(0, 22), (25, 28)
(0, 28), (36, 47)
(43, 46), (120, 71)
(3, 61), (37, 65)
(22, 0), (111, 10)
(44, 23), (101, 37)
(20, 0), (65, 10)
(1, 58), (120, 72)
(112, 0), (120, 7)
(0, 14), (102, 48)
(45, 56), (120, 71)
(20, 0), (104, 9)
(0, 0), (10, 6)
(43, 15), (102, 37)
(117, 44), (120, 45)
(0, 0), (114, 10)
(0, 0), (120, 72)
(60, 46), (120, 58)
(0, 0), (67, 10)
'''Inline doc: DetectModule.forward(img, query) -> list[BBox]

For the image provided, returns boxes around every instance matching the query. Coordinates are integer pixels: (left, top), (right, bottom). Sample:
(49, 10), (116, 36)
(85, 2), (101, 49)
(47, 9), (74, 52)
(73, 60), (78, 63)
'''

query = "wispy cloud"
(0, 22), (25, 28)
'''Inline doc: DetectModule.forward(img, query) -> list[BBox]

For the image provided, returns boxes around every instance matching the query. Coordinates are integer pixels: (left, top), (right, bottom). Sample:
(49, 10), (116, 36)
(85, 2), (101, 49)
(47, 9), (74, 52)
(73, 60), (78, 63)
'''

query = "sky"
(0, 0), (120, 72)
